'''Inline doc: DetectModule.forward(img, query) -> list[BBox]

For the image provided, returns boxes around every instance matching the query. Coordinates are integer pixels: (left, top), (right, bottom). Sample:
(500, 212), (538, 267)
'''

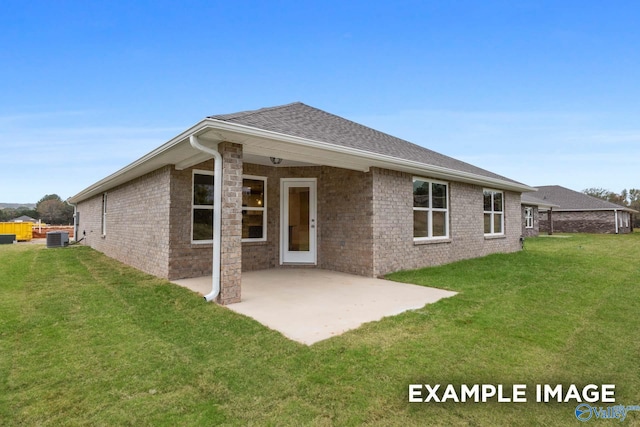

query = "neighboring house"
(521, 193), (559, 237)
(68, 102), (534, 305)
(534, 185), (636, 234)
(10, 215), (37, 223)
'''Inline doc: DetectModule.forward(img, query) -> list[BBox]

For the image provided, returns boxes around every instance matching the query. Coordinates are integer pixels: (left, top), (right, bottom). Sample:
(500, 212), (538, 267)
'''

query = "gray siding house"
(534, 185), (636, 234)
(69, 103), (533, 304)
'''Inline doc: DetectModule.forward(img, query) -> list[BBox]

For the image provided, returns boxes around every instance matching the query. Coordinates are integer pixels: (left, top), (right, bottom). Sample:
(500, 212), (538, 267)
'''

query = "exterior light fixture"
(270, 157), (283, 165)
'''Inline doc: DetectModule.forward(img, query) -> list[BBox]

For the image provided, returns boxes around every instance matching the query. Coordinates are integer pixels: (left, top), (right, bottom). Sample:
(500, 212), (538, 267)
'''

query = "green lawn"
(1, 234), (639, 426)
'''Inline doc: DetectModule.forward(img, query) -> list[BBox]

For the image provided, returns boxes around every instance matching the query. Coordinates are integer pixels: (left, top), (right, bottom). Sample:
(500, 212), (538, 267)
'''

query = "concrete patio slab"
(172, 269), (456, 345)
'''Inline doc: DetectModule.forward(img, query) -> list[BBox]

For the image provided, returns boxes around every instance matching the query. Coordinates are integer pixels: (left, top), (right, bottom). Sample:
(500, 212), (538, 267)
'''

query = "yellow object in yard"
(0, 222), (33, 241)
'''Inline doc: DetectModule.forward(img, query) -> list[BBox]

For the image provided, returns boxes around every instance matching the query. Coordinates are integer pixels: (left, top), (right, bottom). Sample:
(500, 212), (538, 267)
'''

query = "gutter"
(189, 134), (222, 303)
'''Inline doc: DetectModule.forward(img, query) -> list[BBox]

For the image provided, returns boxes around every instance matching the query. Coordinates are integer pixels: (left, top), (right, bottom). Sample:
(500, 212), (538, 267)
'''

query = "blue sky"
(1, 0), (638, 203)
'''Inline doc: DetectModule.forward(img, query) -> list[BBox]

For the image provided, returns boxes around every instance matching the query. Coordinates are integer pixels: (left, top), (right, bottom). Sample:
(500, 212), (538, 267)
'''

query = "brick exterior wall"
(167, 144), (244, 304)
(218, 142), (243, 304)
(371, 168), (521, 277)
(521, 204), (539, 237)
(318, 167), (374, 276)
(241, 164), (374, 277)
(75, 166), (172, 278)
(76, 153), (524, 303)
(167, 160), (214, 280)
(540, 210), (632, 234)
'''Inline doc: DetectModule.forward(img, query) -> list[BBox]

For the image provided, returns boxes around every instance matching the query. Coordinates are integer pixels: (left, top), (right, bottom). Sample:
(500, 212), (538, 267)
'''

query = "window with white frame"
(192, 170), (214, 243)
(413, 178), (449, 240)
(101, 193), (107, 235)
(524, 207), (534, 229)
(242, 175), (267, 242)
(484, 189), (504, 235)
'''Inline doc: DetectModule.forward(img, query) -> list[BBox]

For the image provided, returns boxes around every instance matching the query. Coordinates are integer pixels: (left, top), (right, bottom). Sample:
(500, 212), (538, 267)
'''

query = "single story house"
(521, 193), (559, 237)
(68, 102), (534, 304)
(10, 215), (37, 223)
(533, 185), (636, 234)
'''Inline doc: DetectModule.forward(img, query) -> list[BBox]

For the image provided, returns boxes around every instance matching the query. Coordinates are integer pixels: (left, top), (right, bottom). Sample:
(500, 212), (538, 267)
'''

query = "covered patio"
(172, 269), (456, 345)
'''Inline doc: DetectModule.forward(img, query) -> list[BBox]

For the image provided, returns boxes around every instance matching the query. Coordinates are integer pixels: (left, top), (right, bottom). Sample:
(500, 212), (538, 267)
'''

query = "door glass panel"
(288, 187), (310, 252)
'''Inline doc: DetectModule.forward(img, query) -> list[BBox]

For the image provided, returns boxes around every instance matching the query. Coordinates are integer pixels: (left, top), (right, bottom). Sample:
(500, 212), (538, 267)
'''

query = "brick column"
(218, 142), (243, 304)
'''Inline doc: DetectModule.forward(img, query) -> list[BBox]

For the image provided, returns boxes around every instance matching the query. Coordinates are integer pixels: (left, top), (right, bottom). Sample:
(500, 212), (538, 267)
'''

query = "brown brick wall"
(540, 210), (632, 234)
(241, 164), (374, 277)
(166, 144), (244, 304)
(168, 160), (215, 280)
(75, 166), (172, 278)
(241, 164), (323, 272)
(76, 156), (525, 298)
(219, 142), (243, 304)
(318, 167), (374, 276)
(371, 168), (522, 277)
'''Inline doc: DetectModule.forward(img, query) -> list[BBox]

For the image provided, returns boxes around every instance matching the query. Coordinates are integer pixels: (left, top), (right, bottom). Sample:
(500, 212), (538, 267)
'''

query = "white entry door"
(281, 178), (317, 264)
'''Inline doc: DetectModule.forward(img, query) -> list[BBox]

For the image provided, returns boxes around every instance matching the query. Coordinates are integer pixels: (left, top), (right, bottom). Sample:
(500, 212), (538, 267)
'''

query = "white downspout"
(614, 209), (619, 234)
(189, 134), (222, 302)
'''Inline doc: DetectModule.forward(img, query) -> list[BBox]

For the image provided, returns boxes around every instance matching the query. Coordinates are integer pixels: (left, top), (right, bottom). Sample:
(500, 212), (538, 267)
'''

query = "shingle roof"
(209, 102), (524, 185)
(534, 185), (634, 211)
(521, 192), (559, 208)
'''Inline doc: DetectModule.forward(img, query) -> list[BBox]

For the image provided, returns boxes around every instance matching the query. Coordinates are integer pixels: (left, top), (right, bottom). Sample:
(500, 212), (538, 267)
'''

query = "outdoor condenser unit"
(46, 231), (69, 248)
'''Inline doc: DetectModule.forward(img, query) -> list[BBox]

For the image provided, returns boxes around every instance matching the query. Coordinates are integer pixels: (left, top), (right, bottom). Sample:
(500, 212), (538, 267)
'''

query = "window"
(101, 193), (107, 235)
(192, 170), (214, 243)
(524, 207), (533, 229)
(484, 189), (504, 235)
(413, 178), (449, 240)
(242, 175), (267, 242)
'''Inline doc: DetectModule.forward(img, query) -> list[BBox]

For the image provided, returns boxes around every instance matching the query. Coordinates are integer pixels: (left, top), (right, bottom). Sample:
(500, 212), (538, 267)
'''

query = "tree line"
(583, 187), (640, 227)
(0, 195), (74, 225)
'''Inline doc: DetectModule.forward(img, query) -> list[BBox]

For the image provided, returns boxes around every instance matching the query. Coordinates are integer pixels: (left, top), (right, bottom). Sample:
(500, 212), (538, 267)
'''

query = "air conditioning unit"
(46, 231), (69, 248)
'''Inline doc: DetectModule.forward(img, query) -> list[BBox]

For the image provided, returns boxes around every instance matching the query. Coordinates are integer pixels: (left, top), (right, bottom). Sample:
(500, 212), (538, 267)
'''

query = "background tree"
(583, 187), (639, 227)
(36, 194), (74, 225)
(582, 187), (615, 201)
(0, 206), (39, 222)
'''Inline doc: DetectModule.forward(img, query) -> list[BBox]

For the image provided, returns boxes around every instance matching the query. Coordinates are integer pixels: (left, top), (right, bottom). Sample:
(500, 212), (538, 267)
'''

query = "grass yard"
(1, 233), (639, 426)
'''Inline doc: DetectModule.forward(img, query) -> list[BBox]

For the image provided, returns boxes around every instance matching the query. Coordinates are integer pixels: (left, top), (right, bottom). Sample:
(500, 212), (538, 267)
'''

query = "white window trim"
(101, 192), (107, 236)
(413, 177), (450, 241)
(242, 174), (267, 243)
(524, 207), (534, 229)
(484, 189), (505, 236)
(191, 169), (214, 244)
